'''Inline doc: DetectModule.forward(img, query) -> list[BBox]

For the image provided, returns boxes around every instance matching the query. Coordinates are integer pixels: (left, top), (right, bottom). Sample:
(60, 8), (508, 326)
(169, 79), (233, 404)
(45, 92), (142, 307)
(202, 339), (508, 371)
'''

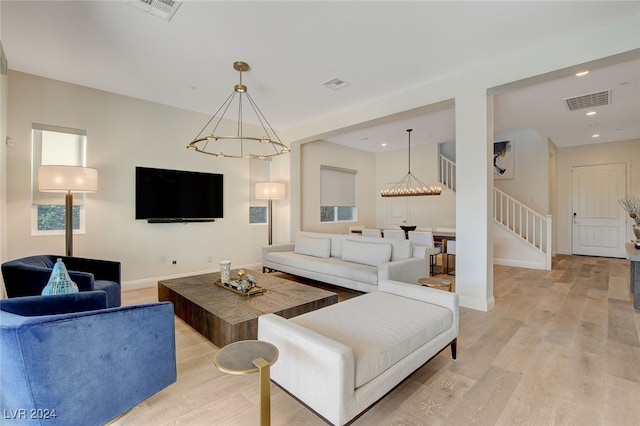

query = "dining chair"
(446, 240), (456, 275)
(408, 231), (442, 276)
(361, 229), (382, 238)
(382, 229), (405, 240)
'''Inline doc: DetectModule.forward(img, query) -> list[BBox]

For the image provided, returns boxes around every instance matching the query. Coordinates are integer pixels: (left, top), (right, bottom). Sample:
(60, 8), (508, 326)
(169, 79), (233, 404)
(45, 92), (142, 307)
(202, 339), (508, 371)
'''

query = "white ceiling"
(2, 1), (639, 152)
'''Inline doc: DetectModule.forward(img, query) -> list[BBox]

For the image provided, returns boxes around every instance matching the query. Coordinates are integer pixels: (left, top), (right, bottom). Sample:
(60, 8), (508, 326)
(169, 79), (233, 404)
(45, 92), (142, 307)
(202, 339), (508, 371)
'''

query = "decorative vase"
(219, 260), (231, 284)
(633, 224), (640, 240)
(41, 258), (79, 295)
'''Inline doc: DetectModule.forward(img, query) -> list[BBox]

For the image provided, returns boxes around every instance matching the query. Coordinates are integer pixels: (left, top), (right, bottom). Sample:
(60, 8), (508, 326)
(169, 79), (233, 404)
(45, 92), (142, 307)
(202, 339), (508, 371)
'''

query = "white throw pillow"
(341, 239), (392, 266)
(294, 236), (331, 258)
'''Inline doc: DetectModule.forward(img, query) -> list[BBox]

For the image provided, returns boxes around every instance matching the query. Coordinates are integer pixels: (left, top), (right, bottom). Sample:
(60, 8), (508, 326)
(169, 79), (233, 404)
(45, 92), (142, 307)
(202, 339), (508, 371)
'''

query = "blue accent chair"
(0, 292), (177, 426)
(1, 255), (121, 307)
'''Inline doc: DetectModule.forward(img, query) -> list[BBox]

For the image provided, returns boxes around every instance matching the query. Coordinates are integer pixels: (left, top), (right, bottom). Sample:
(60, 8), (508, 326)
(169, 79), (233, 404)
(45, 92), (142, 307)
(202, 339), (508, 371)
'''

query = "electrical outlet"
(171, 260), (177, 267)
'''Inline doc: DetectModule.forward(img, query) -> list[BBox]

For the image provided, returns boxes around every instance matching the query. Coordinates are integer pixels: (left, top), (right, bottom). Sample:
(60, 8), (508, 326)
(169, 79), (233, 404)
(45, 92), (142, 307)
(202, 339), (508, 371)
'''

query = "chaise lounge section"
(258, 279), (458, 425)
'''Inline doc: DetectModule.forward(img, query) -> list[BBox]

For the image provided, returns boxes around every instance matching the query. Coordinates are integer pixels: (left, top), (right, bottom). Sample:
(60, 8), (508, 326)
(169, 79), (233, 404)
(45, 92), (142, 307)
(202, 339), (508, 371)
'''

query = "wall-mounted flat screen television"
(135, 166), (223, 223)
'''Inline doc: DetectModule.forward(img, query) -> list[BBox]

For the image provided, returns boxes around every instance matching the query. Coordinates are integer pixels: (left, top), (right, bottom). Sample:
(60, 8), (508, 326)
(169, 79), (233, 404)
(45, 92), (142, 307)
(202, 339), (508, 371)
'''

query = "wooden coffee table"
(158, 269), (338, 347)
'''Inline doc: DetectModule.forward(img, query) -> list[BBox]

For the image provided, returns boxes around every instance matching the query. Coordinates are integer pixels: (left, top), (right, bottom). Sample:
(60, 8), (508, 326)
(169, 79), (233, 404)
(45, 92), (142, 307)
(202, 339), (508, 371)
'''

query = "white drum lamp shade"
(38, 165), (98, 256)
(38, 165), (98, 193)
(255, 182), (285, 200)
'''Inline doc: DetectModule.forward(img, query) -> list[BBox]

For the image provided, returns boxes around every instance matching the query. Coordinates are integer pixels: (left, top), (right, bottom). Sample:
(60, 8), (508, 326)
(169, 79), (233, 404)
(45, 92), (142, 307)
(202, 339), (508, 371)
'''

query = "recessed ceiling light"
(381, 143), (387, 147)
(586, 111), (597, 116)
(592, 134), (600, 138)
(575, 70), (589, 77)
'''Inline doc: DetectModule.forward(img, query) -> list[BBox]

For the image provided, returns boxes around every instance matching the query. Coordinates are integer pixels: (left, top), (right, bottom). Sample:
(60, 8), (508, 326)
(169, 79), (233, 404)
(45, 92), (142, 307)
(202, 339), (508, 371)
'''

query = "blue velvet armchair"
(1, 255), (121, 307)
(0, 292), (177, 426)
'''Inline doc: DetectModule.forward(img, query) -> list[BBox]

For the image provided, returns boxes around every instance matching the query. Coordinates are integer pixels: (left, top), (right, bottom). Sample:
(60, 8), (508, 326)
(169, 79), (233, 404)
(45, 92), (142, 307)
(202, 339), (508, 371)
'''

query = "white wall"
(300, 140), (376, 233)
(0, 41), (7, 297)
(376, 143), (456, 229)
(556, 138), (640, 254)
(6, 71), (282, 288)
(493, 129), (551, 214)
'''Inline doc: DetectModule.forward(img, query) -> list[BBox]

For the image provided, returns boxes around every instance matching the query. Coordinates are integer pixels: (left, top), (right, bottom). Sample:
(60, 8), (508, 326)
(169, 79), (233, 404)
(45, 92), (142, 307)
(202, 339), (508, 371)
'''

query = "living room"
(2, 2), (639, 311)
(1, 1), (640, 425)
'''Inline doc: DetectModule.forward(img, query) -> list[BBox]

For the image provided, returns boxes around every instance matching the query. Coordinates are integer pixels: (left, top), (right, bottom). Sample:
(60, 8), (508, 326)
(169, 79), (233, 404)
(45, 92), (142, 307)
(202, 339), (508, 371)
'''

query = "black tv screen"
(135, 166), (223, 222)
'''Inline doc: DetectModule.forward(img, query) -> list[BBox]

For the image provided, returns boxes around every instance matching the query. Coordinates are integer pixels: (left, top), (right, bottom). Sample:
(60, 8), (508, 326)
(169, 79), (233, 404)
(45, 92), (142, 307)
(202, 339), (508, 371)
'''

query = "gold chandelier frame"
(187, 61), (290, 159)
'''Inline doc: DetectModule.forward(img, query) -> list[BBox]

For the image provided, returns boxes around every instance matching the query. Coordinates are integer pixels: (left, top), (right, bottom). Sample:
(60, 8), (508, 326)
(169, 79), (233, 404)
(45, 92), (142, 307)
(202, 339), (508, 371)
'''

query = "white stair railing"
(493, 187), (552, 269)
(439, 154), (456, 192)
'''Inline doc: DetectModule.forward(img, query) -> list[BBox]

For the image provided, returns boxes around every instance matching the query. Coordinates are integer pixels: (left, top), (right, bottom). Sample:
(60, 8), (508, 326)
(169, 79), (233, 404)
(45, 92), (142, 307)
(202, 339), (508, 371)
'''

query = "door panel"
(572, 163), (626, 258)
(384, 197), (407, 228)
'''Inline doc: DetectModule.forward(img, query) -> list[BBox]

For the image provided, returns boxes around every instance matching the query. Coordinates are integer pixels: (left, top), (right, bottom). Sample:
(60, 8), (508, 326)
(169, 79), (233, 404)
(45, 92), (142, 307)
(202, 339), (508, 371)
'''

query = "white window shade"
(321, 167), (356, 207)
(32, 124), (87, 206)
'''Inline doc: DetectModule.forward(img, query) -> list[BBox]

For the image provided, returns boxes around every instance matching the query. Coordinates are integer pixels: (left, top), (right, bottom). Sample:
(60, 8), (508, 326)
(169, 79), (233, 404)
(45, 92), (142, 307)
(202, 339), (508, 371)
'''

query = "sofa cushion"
(298, 232), (345, 258)
(346, 236), (412, 261)
(294, 236), (331, 258)
(265, 252), (378, 285)
(0, 292), (108, 317)
(291, 291), (453, 388)
(341, 239), (392, 267)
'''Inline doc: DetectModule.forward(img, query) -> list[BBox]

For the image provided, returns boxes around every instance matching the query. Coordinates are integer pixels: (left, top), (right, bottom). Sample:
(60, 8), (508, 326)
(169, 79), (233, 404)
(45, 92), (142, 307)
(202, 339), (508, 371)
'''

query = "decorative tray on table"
(214, 277), (267, 297)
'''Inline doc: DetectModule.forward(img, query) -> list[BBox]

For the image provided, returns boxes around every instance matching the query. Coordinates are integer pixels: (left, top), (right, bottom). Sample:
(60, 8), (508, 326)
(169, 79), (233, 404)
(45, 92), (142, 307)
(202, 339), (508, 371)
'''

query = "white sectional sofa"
(258, 279), (459, 425)
(262, 232), (428, 293)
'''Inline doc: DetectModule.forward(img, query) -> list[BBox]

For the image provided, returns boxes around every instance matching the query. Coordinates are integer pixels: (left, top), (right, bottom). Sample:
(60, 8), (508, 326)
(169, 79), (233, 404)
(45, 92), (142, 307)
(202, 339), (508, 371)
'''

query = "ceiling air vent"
(128, 0), (182, 21)
(563, 89), (611, 112)
(322, 77), (350, 91)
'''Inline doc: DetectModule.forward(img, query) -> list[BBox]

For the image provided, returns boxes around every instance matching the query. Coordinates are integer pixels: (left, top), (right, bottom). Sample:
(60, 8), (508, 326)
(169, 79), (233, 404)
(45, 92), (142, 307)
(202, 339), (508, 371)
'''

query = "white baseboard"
(459, 295), (495, 312)
(494, 257), (546, 270)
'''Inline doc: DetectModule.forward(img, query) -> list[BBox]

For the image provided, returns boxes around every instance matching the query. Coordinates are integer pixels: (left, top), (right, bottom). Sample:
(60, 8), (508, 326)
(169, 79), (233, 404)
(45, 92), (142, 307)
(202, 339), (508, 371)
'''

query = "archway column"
(454, 88), (494, 311)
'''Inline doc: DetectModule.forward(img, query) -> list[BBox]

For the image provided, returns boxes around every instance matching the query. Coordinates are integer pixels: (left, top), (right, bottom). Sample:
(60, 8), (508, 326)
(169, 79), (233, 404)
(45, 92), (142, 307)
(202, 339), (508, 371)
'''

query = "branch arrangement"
(619, 195), (640, 225)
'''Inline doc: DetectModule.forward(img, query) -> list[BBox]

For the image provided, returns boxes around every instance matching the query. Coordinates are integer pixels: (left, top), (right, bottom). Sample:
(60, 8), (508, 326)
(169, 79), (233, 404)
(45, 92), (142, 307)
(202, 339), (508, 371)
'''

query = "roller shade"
(321, 166), (356, 207)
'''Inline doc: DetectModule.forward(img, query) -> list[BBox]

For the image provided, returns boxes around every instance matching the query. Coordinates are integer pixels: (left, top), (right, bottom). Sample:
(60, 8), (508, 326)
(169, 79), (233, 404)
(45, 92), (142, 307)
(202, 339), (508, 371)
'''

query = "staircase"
(438, 154), (552, 270)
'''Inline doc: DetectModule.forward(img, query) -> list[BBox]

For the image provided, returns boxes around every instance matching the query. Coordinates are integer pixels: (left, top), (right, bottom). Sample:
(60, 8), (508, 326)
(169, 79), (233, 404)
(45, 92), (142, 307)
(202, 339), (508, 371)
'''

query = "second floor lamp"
(255, 182), (285, 245)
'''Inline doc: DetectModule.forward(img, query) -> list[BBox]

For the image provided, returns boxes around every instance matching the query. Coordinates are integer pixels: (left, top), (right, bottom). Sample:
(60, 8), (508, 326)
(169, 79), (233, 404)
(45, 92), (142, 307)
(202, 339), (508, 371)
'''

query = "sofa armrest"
(262, 243), (295, 258)
(0, 291), (107, 316)
(378, 257), (428, 284)
(0, 302), (176, 425)
(258, 313), (355, 424)
(62, 256), (121, 284)
(379, 279), (459, 334)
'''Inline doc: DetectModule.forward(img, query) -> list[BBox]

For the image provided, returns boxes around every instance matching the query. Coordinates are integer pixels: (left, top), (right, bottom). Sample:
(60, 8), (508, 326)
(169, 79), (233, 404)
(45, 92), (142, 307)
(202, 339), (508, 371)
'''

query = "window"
(31, 124), (87, 234)
(320, 166), (357, 223)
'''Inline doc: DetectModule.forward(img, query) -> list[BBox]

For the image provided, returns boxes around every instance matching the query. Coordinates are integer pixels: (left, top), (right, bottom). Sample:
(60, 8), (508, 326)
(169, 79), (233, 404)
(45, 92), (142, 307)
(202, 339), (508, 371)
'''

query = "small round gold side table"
(213, 340), (279, 426)
(418, 277), (453, 292)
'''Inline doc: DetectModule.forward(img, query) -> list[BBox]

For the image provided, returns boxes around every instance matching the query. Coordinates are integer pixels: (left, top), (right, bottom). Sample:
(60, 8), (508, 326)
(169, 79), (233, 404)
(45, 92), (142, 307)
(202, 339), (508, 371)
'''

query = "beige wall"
(493, 129), (551, 214)
(556, 138), (640, 254)
(0, 39), (7, 296)
(6, 71), (281, 287)
(300, 140), (376, 233)
(376, 142), (456, 229)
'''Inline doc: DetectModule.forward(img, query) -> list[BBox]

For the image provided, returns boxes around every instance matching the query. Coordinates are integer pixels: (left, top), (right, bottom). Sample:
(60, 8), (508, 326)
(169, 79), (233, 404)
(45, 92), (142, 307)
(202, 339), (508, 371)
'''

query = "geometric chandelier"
(186, 61), (290, 159)
(380, 128), (442, 197)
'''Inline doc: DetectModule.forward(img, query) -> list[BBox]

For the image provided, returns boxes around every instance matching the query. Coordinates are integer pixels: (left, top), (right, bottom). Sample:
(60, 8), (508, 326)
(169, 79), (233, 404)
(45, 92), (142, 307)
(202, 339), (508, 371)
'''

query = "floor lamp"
(255, 182), (285, 245)
(38, 165), (98, 256)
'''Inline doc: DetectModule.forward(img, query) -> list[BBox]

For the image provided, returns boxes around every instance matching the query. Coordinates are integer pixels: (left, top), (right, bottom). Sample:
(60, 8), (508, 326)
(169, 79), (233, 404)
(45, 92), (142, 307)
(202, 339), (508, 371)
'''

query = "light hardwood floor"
(112, 255), (640, 425)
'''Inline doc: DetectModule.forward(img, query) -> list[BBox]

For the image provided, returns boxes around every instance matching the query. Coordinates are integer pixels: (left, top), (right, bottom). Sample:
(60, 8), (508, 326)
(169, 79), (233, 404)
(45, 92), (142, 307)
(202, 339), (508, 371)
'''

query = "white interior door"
(384, 197), (407, 228)
(572, 163), (627, 258)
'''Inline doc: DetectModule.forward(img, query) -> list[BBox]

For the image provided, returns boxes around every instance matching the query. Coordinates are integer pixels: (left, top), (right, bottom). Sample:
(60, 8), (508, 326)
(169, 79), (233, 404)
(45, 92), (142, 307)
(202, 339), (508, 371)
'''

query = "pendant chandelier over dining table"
(186, 61), (290, 159)
(380, 129), (442, 197)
